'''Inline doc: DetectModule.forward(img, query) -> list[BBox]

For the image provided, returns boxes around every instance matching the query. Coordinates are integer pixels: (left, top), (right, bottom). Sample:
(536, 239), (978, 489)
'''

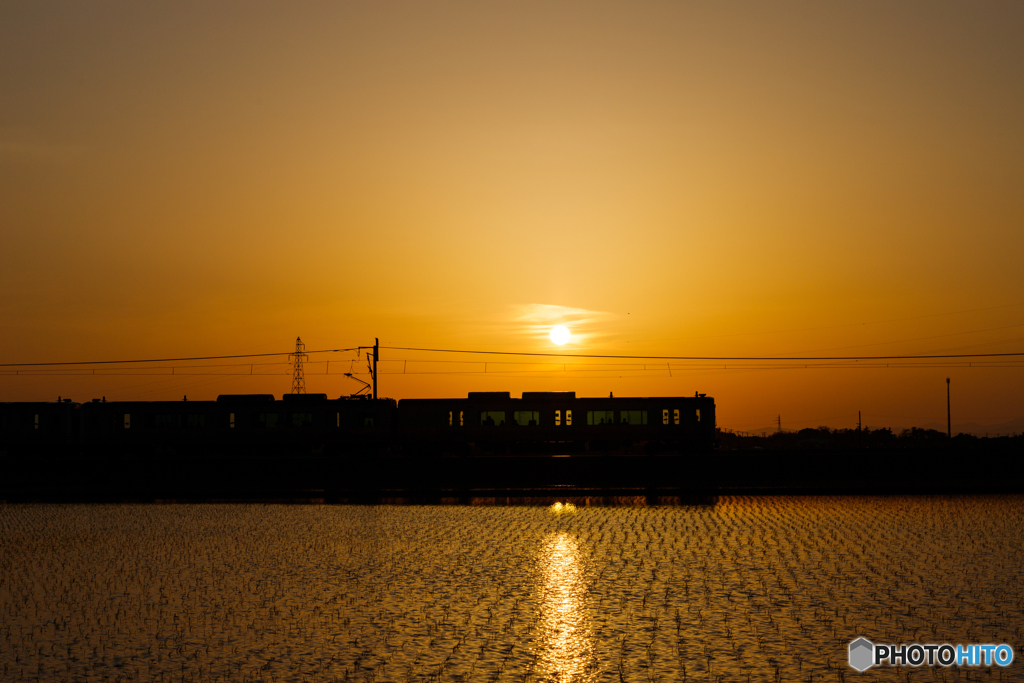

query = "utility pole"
(946, 377), (951, 439)
(776, 414), (781, 433)
(858, 411), (861, 431)
(373, 338), (379, 400)
(291, 337), (307, 394)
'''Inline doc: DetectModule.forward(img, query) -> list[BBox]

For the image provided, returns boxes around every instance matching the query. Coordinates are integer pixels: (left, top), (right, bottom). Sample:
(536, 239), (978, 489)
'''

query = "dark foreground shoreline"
(2, 447), (1022, 503)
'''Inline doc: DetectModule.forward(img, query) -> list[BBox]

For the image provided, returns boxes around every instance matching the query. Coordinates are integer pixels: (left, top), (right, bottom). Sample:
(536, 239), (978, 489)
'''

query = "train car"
(77, 394), (397, 457)
(397, 391), (715, 455)
(80, 398), (224, 456)
(0, 399), (80, 456)
(214, 394), (396, 455)
(326, 396), (397, 454)
(4, 391), (712, 458)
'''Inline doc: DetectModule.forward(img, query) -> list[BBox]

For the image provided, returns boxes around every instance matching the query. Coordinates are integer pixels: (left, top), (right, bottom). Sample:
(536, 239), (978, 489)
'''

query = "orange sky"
(2, 1), (1023, 431)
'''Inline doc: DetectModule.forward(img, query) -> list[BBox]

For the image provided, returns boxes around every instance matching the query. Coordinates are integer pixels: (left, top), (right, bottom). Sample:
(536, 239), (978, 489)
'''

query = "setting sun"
(550, 326), (570, 346)
(1, 2), (1022, 434)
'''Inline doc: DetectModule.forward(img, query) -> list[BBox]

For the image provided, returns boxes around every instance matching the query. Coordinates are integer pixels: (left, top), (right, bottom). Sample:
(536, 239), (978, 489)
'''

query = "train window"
(230, 412), (235, 429)
(336, 412), (340, 428)
(258, 413), (279, 429)
(34, 414), (39, 430)
(480, 411), (505, 427)
(673, 409), (680, 425)
(587, 410), (615, 426)
(555, 410), (561, 426)
(621, 410), (647, 425)
(696, 409), (701, 422)
(459, 411), (464, 427)
(124, 414), (131, 429)
(363, 417), (375, 427)
(513, 410), (539, 426)
(291, 413), (313, 428)
(566, 409), (572, 426)
(186, 414), (206, 428)
(448, 411), (453, 427)
(662, 409), (669, 425)
(155, 414), (181, 429)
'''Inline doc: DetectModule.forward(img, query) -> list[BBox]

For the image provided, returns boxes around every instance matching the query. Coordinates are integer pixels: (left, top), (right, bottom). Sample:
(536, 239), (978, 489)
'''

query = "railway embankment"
(2, 444), (1021, 502)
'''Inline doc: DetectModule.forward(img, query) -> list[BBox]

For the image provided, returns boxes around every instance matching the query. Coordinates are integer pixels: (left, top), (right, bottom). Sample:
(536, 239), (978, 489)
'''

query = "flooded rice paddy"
(1, 496), (1022, 683)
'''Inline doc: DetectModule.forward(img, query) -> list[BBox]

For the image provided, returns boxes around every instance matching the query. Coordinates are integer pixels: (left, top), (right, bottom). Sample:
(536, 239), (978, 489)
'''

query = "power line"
(5, 357), (1022, 378)
(4, 344), (1024, 371)
(0, 347), (359, 368)
(755, 322), (1024, 356)
(5, 364), (1024, 377)
(382, 346), (1024, 361)
(671, 301), (1024, 342)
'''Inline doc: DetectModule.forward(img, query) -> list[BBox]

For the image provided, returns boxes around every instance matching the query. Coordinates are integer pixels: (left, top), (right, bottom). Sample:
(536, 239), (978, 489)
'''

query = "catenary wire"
(382, 346), (1024, 361)
(4, 344), (1024, 371)
(0, 348), (359, 368)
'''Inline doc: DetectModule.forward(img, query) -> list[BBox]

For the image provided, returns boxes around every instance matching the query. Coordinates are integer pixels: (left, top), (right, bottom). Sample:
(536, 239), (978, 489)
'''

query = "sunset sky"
(2, 1), (1022, 431)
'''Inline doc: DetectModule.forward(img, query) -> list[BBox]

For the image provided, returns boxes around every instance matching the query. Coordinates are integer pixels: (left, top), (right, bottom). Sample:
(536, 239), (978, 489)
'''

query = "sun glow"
(550, 325), (570, 345)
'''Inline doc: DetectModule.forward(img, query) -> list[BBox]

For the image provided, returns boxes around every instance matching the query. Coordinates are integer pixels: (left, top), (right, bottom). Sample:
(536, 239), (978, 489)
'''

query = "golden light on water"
(537, 532), (594, 683)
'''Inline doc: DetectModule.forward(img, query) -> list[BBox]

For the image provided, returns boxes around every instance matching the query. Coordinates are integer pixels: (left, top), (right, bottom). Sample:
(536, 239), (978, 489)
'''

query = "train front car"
(397, 391), (715, 455)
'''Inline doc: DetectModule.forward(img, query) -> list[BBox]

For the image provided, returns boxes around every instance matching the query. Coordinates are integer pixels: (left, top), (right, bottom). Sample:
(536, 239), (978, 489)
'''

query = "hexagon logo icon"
(849, 637), (874, 672)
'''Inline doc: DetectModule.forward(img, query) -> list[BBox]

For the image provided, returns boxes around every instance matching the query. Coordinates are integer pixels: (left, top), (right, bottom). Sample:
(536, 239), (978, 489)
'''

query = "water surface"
(1, 496), (1021, 682)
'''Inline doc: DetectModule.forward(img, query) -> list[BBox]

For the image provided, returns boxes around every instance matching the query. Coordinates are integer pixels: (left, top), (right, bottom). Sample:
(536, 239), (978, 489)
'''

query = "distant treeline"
(717, 426), (1023, 451)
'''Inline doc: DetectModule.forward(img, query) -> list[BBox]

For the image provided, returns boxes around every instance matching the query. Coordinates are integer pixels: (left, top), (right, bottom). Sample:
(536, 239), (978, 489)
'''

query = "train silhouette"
(0, 391), (715, 457)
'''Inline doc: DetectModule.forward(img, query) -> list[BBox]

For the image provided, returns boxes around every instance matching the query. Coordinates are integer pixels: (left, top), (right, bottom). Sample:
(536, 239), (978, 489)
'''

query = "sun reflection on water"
(537, 532), (594, 683)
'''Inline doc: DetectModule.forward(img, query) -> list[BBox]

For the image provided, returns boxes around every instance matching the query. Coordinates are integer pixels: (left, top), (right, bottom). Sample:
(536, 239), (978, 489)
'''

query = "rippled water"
(2, 497), (1022, 682)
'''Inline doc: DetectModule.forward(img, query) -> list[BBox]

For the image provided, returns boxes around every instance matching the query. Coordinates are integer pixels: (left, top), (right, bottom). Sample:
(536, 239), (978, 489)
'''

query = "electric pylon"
(291, 337), (308, 394)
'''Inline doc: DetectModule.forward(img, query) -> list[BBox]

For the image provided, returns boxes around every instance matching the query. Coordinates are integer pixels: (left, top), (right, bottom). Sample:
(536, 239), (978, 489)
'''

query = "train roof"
(398, 392), (712, 402)
(216, 394), (275, 403)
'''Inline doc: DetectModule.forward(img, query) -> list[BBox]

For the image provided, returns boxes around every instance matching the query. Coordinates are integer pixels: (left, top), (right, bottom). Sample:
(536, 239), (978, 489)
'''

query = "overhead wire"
(757, 322), (1024, 356)
(3, 355), (1023, 378)
(668, 300), (1024, 342)
(2, 342), (1023, 385)
(0, 348), (359, 368)
(382, 346), (1024, 361)
(5, 341), (1024, 369)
